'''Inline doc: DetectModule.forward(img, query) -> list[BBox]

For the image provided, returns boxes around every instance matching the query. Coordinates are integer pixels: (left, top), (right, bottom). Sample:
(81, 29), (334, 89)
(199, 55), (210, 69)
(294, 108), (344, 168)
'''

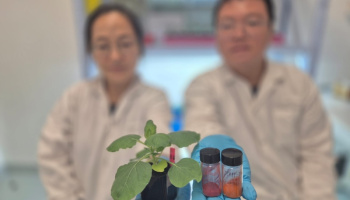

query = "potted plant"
(107, 120), (202, 200)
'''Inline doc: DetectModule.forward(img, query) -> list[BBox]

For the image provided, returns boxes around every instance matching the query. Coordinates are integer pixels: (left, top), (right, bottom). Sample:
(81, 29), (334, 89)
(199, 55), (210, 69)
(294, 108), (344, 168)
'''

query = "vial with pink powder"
(200, 148), (221, 197)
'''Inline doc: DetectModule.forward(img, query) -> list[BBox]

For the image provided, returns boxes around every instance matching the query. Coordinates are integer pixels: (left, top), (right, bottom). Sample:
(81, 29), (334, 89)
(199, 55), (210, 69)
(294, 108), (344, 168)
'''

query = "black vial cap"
(200, 148), (220, 164)
(221, 148), (242, 166)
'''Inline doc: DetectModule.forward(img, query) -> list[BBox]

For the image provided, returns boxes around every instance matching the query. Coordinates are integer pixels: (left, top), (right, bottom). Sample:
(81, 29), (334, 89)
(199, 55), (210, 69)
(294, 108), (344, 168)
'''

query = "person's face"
(216, 0), (273, 70)
(91, 12), (140, 86)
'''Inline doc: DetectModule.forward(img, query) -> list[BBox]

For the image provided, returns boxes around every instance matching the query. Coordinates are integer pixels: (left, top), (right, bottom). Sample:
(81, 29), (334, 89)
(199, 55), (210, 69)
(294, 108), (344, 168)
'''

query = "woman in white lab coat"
(38, 4), (171, 200)
(186, 0), (336, 199)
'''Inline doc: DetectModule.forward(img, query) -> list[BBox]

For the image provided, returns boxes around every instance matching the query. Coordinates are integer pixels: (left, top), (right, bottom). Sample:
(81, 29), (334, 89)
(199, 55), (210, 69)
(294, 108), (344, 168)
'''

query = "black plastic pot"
(141, 164), (177, 200)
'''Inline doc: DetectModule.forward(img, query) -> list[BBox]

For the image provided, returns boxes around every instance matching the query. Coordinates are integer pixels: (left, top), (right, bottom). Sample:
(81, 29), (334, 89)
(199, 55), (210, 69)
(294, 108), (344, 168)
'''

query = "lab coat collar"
(90, 74), (143, 117)
(220, 60), (285, 108)
(253, 61), (285, 109)
(260, 61), (285, 88)
(91, 74), (141, 99)
(220, 60), (285, 88)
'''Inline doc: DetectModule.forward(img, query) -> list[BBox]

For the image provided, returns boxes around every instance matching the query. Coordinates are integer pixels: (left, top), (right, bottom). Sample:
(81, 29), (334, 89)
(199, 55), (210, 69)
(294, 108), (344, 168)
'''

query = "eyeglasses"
(92, 40), (137, 57)
(217, 18), (269, 33)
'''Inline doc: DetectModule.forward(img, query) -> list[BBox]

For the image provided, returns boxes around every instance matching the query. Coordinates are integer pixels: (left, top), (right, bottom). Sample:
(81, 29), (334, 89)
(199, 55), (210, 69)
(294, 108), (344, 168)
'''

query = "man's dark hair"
(85, 3), (144, 53)
(213, 0), (275, 26)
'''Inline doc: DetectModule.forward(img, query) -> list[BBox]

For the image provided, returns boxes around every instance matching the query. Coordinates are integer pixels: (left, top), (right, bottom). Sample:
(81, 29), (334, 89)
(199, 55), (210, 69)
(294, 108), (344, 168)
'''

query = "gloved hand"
(191, 135), (257, 200)
(175, 184), (191, 200)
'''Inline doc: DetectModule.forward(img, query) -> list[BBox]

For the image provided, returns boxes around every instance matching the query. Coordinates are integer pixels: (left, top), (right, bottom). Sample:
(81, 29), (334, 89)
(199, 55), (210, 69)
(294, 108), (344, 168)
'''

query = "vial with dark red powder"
(200, 148), (221, 197)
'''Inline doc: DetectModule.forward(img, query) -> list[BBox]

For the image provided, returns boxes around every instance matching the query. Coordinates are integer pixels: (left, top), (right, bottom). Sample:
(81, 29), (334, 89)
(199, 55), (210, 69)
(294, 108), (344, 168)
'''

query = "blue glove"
(191, 135), (257, 200)
(175, 184), (191, 200)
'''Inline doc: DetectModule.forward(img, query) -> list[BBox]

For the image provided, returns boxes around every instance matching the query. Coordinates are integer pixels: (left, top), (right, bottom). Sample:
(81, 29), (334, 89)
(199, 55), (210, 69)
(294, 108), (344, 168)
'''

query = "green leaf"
(168, 158), (202, 188)
(145, 133), (171, 149)
(152, 159), (168, 172)
(111, 161), (152, 200)
(169, 131), (200, 148)
(107, 135), (141, 152)
(136, 148), (151, 159)
(144, 120), (156, 139)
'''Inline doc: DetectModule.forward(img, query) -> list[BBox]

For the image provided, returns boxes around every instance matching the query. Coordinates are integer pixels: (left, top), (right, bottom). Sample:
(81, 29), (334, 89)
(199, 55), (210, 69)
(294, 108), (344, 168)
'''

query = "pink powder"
(203, 182), (221, 197)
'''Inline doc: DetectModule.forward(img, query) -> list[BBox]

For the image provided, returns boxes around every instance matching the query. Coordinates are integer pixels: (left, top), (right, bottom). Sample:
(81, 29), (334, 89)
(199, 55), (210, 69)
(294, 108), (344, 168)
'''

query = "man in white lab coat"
(185, 0), (336, 199)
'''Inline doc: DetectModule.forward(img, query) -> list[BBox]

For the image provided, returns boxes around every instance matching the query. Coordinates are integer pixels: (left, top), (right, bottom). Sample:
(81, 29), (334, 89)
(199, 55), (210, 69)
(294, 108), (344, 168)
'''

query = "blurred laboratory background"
(1, 0), (350, 199)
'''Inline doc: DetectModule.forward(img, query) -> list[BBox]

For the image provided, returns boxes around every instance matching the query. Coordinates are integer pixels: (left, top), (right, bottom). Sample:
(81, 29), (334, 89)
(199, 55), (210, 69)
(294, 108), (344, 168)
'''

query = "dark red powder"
(202, 182), (221, 197)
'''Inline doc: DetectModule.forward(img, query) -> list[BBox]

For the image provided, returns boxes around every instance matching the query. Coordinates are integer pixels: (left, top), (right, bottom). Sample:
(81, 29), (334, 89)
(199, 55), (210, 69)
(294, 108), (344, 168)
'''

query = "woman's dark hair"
(213, 0), (275, 26)
(85, 3), (144, 53)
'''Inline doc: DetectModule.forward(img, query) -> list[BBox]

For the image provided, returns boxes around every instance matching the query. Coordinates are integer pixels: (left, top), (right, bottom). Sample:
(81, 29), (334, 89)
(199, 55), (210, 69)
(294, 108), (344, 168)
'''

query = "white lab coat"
(38, 77), (171, 200)
(185, 62), (336, 200)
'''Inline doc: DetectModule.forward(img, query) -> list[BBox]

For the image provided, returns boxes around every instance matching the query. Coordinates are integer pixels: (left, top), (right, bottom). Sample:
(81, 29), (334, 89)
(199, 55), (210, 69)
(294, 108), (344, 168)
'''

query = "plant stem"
(138, 152), (152, 162)
(151, 153), (158, 164)
(137, 140), (148, 147)
(166, 160), (178, 167)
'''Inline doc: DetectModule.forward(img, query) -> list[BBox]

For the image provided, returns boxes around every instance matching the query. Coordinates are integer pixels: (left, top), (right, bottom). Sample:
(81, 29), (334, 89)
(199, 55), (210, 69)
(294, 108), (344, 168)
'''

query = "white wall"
(316, 0), (350, 85)
(0, 1), (81, 166)
(0, 106), (5, 171)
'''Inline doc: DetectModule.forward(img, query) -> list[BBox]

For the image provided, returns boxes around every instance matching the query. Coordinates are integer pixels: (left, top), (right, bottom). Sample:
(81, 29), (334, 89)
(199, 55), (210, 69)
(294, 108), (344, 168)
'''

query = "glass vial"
(200, 148), (221, 197)
(221, 148), (243, 199)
